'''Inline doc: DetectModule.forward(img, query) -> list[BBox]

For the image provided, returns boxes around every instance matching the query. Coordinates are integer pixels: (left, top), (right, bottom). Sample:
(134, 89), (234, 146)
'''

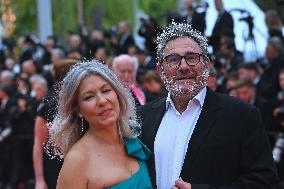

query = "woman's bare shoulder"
(56, 143), (90, 189)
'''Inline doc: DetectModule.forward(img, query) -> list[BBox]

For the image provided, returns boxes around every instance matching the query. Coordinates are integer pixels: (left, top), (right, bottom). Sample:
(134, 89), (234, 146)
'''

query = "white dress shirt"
(154, 87), (207, 189)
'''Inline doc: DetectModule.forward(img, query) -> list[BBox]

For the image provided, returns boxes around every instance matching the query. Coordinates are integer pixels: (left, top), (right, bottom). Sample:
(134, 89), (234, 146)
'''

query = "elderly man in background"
(112, 54), (146, 107)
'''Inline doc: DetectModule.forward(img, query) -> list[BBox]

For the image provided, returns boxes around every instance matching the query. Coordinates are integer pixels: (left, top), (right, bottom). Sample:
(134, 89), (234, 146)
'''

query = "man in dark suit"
(117, 21), (135, 55)
(138, 21), (278, 189)
(209, 0), (234, 54)
(0, 85), (17, 188)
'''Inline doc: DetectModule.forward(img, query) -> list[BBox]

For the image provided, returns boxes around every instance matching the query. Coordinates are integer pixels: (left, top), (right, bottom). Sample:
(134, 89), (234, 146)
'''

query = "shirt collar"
(165, 87), (207, 111)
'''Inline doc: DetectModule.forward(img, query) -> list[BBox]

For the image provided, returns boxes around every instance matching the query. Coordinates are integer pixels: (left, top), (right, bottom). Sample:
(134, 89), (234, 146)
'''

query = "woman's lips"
(98, 109), (112, 117)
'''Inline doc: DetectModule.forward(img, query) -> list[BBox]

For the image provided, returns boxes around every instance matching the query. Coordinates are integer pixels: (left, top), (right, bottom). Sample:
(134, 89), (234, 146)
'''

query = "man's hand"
(172, 178), (192, 189)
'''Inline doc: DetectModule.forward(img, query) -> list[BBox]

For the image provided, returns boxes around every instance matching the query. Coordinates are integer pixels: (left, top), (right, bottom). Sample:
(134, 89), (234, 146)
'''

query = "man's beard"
(161, 65), (209, 99)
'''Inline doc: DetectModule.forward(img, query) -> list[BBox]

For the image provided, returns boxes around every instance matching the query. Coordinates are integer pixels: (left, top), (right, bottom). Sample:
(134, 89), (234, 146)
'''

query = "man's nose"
(178, 57), (190, 71)
(123, 71), (130, 78)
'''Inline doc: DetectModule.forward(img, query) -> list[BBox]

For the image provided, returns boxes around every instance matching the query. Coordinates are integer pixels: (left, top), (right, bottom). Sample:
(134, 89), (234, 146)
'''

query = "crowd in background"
(0, 0), (284, 188)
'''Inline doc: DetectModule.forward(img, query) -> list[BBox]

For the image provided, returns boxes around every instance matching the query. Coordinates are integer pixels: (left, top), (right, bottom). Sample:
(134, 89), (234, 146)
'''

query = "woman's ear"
(77, 109), (83, 118)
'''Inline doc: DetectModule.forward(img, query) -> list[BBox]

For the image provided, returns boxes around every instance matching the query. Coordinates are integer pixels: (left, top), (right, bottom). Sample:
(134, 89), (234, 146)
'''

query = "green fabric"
(106, 138), (153, 189)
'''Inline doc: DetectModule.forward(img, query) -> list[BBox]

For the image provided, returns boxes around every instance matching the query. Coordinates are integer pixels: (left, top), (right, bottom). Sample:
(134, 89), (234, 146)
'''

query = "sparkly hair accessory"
(156, 20), (208, 64)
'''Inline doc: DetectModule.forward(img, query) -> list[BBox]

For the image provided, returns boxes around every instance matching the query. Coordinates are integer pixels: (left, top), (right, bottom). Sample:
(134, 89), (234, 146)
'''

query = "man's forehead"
(164, 37), (202, 52)
(117, 61), (135, 70)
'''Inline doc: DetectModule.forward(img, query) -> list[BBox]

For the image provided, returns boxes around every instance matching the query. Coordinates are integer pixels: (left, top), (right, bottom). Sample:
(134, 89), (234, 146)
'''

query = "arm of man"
(56, 150), (88, 189)
(176, 107), (278, 189)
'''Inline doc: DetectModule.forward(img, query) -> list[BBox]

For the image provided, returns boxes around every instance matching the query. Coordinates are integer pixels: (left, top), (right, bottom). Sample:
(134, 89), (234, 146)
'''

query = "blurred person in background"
(0, 85), (18, 189)
(265, 9), (284, 42)
(142, 70), (166, 102)
(262, 36), (284, 92)
(9, 86), (41, 188)
(127, 44), (138, 56)
(85, 29), (105, 59)
(207, 65), (218, 91)
(94, 47), (108, 63)
(112, 54), (146, 106)
(18, 35), (36, 64)
(33, 59), (77, 189)
(16, 76), (31, 97)
(21, 59), (40, 79)
(138, 16), (161, 57)
(41, 36), (58, 66)
(215, 33), (243, 72)
(51, 48), (65, 65)
(0, 70), (15, 87)
(234, 79), (269, 128)
(66, 34), (83, 55)
(29, 75), (48, 102)
(216, 71), (238, 94)
(271, 69), (284, 186)
(273, 69), (284, 131)
(234, 79), (257, 105)
(67, 49), (81, 61)
(181, 0), (207, 34)
(209, 0), (234, 53)
(237, 63), (276, 101)
(4, 57), (19, 75)
(116, 21), (135, 55)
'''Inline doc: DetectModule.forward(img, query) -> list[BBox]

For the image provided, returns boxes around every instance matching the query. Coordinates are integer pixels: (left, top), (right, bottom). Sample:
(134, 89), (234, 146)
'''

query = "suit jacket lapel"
(181, 89), (221, 179)
(142, 96), (167, 152)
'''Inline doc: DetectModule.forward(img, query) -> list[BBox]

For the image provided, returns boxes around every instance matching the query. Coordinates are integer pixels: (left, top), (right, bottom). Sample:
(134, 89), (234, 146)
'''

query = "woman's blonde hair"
(47, 59), (140, 158)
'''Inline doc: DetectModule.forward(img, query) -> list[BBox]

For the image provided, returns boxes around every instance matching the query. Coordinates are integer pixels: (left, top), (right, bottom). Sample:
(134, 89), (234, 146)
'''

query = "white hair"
(112, 54), (139, 71)
(29, 74), (47, 88)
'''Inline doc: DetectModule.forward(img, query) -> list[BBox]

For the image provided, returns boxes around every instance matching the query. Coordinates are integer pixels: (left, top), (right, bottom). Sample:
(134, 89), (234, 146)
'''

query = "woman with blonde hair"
(48, 59), (152, 189)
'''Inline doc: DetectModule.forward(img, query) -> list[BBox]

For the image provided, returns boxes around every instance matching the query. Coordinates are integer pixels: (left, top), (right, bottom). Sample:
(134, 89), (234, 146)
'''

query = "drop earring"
(79, 114), (84, 132)
(81, 117), (84, 132)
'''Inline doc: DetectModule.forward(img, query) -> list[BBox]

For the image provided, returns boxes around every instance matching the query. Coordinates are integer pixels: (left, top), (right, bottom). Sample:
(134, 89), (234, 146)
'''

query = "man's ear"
(206, 58), (212, 70)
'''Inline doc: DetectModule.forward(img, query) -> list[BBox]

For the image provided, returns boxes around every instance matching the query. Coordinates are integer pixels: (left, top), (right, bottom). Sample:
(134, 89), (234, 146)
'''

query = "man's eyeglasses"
(162, 52), (205, 69)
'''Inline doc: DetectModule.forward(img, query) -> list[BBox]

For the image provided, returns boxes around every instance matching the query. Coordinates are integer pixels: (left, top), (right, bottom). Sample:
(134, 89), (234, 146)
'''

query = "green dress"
(106, 138), (153, 189)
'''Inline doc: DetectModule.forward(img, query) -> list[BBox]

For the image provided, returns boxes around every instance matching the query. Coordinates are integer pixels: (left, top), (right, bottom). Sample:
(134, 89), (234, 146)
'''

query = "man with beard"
(138, 21), (278, 189)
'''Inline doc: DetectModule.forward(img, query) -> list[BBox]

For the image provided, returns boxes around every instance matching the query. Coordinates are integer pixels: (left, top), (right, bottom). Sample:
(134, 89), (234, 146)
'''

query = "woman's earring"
(81, 117), (84, 132)
(79, 114), (84, 132)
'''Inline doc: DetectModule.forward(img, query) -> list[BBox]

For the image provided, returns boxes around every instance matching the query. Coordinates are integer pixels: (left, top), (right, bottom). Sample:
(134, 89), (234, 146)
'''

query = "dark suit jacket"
(117, 33), (135, 54)
(138, 88), (278, 189)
